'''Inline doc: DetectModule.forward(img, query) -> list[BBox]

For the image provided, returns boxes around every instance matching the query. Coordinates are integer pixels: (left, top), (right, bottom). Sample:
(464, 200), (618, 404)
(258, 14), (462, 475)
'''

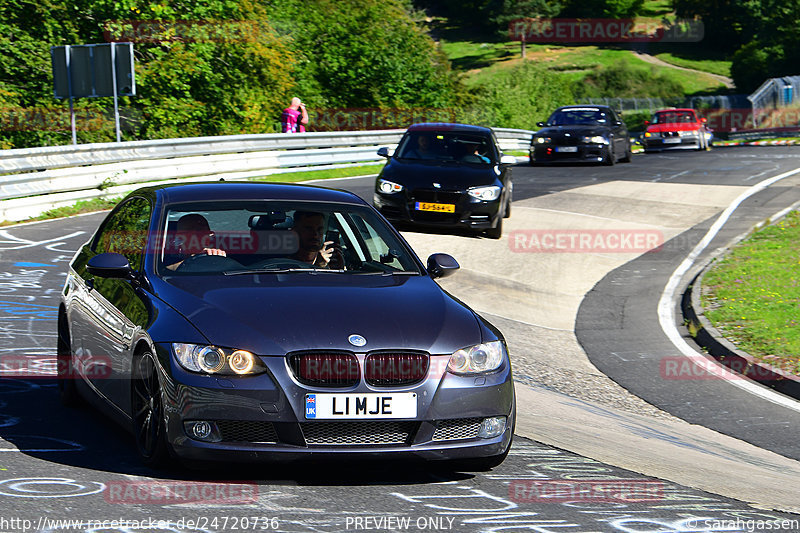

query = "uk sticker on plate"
(305, 393), (417, 419)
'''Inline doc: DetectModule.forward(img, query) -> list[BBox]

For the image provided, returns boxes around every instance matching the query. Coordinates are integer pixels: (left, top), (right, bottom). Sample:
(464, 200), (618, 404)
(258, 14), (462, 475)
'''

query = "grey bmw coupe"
(58, 182), (515, 469)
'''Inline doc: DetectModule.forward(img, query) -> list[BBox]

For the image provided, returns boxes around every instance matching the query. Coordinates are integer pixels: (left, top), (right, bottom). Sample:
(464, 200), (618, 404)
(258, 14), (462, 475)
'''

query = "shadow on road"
(0, 378), (477, 484)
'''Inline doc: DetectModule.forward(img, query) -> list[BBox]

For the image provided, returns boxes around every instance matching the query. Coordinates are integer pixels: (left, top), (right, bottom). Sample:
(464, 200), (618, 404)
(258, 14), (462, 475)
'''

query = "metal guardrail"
(0, 127), (534, 222)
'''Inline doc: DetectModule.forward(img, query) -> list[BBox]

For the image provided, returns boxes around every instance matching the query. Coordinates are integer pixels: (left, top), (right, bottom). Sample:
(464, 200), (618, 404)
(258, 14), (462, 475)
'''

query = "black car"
(530, 105), (632, 165)
(373, 123), (515, 239)
(58, 182), (515, 469)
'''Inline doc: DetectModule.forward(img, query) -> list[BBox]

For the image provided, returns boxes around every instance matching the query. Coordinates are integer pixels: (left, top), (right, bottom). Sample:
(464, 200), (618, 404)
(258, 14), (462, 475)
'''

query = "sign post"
(51, 42), (136, 144)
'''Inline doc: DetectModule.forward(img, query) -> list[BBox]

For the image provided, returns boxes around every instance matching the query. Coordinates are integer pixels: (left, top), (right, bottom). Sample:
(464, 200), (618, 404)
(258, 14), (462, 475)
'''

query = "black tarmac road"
(0, 147), (799, 532)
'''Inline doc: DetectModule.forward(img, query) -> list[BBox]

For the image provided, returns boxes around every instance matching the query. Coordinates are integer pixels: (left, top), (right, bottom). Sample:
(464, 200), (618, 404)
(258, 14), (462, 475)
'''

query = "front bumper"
(373, 191), (502, 231)
(642, 134), (702, 151)
(156, 345), (515, 462)
(529, 143), (610, 164)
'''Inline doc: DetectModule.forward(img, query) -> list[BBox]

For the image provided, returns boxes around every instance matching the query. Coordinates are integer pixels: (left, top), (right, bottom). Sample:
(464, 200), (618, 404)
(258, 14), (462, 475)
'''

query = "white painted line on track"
(658, 166), (800, 412)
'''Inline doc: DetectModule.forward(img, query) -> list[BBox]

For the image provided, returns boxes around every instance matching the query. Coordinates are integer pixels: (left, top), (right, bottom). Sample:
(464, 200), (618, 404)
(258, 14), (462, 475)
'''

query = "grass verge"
(700, 211), (800, 375)
(248, 164), (383, 183)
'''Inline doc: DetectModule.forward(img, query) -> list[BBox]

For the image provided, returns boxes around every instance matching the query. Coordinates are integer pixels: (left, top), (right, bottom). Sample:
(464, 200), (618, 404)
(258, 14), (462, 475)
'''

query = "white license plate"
(555, 146), (578, 152)
(305, 393), (417, 419)
(663, 138), (681, 144)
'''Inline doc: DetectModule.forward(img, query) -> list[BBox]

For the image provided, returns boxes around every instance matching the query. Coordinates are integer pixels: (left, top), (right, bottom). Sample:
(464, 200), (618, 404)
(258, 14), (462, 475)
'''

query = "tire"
(503, 194), (512, 219)
(620, 140), (632, 163)
(132, 351), (171, 468)
(486, 216), (503, 239)
(603, 145), (615, 166)
(57, 313), (81, 407)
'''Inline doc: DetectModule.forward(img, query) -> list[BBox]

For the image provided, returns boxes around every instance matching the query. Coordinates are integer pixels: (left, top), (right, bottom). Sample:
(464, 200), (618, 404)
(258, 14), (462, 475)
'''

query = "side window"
(93, 197), (152, 271)
(349, 214), (404, 270)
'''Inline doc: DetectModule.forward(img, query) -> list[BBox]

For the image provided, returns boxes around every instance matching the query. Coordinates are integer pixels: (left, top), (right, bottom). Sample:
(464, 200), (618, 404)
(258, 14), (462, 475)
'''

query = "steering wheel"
(244, 257), (316, 270)
(175, 253), (242, 273)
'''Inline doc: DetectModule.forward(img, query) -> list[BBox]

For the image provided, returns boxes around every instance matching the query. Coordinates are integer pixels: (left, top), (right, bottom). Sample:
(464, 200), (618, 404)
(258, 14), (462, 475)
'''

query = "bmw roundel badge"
(348, 334), (367, 347)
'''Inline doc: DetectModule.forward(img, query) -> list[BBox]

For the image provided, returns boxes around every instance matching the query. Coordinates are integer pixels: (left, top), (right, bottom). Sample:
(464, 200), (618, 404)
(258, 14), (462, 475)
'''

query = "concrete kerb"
(681, 205), (800, 400)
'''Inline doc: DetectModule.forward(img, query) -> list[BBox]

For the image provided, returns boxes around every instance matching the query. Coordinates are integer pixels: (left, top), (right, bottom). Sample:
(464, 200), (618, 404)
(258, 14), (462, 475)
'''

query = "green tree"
(672, 0), (762, 52)
(492, 0), (563, 57)
(560, 0), (645, 18)
(268, 0), (457, 110)
(466, 61), (574, 129)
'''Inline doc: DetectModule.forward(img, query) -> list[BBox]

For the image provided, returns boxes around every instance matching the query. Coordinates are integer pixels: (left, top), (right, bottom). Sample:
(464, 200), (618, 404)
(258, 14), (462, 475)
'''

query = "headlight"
(582, 135), (608, 144)
(467, 186), (502, 201)
(447, 341), (506, 375)
(378, 179), (403, 194)
(534, 136), (551, 144)
(644, 132), (652, 138)
(172, 343), (265, 375)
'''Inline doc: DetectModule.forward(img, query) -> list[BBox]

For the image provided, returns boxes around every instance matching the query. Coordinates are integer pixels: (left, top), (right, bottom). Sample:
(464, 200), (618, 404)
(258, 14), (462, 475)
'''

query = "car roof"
(406, 123), (493, 135)
(136, 182), (368, 206)
(555, 105), (614, 112)
(655, 108), (696, 114)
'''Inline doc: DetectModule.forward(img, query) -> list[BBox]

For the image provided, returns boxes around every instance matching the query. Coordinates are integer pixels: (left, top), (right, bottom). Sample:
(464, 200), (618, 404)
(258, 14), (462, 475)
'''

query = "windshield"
(652, 111), (697, 124)
(548, 108), (610, 126)
(157, 201), (421, 276)
(395, 131), (494, 164)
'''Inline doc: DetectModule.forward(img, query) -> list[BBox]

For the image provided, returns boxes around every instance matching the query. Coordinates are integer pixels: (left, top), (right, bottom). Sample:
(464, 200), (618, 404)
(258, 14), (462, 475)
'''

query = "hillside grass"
(437, 0), (732, 106)
(448, 43), (727, 95)
(653, 52), (732, 78)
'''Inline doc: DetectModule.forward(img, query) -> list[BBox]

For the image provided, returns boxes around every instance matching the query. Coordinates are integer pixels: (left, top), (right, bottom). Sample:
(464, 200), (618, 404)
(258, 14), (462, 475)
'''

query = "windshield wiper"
(224, 267), (346, 276)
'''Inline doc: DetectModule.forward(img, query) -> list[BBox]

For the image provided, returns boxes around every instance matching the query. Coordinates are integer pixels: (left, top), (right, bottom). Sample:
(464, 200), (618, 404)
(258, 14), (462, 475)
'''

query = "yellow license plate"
(415, 202), (455, 213)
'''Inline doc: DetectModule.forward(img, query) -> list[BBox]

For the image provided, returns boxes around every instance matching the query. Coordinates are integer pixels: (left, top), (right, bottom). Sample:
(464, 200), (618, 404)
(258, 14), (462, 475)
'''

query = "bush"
(578, 61), (685, 99)
(464, 62), (574, 129)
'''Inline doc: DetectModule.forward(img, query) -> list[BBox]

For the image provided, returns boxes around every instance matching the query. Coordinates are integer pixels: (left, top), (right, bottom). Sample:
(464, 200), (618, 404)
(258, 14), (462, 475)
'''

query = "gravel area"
(482, 312), (681, 422)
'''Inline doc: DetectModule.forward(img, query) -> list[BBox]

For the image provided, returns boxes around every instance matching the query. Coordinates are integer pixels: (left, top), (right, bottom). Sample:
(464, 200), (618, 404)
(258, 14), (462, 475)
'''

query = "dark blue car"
(58, 182), (515, 469)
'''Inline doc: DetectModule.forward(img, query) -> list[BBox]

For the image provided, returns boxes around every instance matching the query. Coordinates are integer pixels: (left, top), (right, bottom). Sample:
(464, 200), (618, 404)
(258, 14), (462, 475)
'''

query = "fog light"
(478, 416), (506, 438)
(189, 421), (212, 440)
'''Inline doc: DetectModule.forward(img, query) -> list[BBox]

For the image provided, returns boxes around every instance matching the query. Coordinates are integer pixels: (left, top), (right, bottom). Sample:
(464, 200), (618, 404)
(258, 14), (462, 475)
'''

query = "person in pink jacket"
(281, 97), (309, 133)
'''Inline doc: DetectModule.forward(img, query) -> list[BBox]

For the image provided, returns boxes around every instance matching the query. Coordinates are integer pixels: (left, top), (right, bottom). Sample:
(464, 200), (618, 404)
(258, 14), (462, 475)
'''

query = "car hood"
(152, 274), (482, 356)
(535, 125), (611, 138)
(381, 159), (499, 189)
(647, 123), (700, 132)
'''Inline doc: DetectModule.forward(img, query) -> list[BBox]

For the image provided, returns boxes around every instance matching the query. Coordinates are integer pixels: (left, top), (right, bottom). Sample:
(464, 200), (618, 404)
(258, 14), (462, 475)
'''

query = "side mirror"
(87, 253), (134, 279)
(427, 253), (459, 279)
(644, 120), (650, 126)
(536, 122), (546, 128)
(500, 154), (517, 165)
(700, 117), (707, 124)
(377, 147), (390, 158)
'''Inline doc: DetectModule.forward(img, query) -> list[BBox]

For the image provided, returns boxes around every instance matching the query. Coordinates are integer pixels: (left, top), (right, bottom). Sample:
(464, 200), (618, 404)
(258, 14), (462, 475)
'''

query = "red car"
(642, 108), (710, 152)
